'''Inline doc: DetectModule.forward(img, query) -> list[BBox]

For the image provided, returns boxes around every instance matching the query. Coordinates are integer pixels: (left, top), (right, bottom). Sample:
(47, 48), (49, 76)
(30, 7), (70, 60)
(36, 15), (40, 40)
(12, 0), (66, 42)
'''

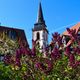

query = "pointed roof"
(63, 22), (80, 36)
(37, 2), (45, 23)
(32, 2), (48, 33)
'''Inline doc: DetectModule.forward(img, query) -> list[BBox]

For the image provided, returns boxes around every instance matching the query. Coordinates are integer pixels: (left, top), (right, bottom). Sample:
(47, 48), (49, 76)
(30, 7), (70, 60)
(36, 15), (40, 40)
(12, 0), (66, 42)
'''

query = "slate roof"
(32, 22), (48, 33)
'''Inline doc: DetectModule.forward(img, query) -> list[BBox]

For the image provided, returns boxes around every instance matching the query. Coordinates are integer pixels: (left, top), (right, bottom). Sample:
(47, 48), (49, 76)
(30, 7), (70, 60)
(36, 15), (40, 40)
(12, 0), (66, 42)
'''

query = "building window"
(36, 32), (40, 40)
(8, 30), (16, 40)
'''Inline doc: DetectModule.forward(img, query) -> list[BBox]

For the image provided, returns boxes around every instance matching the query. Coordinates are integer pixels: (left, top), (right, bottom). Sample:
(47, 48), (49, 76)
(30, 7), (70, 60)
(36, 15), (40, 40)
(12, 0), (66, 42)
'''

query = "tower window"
(36, 32), (40, 40)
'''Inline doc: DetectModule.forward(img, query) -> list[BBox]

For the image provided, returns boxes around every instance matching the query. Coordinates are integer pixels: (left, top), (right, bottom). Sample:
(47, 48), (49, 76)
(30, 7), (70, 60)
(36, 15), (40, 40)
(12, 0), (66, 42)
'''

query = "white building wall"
(32, 30), (48, 48)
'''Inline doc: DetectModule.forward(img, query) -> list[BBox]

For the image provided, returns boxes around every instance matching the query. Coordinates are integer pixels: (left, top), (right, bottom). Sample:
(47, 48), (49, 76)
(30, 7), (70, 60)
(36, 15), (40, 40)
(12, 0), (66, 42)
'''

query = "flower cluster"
(52, 32), (62, 47)
(51, 47), (61, 61)
(1, 28), (80, 80)
(35, 58), (53, 74)
(67, 28), (77, 42)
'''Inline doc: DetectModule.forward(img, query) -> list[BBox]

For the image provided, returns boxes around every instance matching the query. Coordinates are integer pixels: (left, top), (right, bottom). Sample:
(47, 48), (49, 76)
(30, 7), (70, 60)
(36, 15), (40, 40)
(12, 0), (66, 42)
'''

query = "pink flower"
(31, 47), (36, 56)
(3, 54), (11, 64)
(75, 61), (80, 66)
(52, 32), (62, 46)
(69, 54), (75, 67)
(15, 58), (21, 67)
(51, 47), (61, 60)
(65, 47), (71, 56)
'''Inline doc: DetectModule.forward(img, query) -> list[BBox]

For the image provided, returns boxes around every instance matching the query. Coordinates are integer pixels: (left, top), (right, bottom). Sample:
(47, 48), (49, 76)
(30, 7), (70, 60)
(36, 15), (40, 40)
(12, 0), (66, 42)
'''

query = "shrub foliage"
(0, 28), (80, 80)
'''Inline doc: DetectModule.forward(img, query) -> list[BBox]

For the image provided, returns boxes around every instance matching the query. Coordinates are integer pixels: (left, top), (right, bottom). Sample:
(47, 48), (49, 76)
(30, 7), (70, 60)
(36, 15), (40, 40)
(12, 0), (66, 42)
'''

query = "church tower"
(32, 2), (48, 48)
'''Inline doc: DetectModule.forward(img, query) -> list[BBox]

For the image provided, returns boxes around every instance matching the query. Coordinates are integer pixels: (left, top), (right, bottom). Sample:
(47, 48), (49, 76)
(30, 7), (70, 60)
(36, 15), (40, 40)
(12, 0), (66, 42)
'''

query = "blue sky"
(0, 0), (80, 47)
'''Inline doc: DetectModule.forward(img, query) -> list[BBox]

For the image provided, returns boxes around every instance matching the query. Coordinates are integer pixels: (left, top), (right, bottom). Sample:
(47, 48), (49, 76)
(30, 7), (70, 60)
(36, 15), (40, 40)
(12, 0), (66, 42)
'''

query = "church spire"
(33, 2), (48, 32)
(37, 2), (44, 23)
(32, 1), (48, 48)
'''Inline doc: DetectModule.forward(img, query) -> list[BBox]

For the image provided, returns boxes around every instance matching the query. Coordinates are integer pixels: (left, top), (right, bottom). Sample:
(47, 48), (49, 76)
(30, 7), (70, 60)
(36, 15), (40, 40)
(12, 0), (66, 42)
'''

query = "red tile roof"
(62, 22), (80, 47)
(63, 22), (80, 36)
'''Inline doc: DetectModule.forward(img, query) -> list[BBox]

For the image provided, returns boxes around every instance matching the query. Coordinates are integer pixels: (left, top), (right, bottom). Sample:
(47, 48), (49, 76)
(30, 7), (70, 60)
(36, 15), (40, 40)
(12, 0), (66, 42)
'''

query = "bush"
(0, 28), (80, 80)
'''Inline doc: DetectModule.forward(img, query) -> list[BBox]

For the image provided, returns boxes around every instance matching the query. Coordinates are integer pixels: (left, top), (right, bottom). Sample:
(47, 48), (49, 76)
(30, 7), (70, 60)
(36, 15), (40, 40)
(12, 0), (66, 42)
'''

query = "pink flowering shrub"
(0, 28), (80, 80)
